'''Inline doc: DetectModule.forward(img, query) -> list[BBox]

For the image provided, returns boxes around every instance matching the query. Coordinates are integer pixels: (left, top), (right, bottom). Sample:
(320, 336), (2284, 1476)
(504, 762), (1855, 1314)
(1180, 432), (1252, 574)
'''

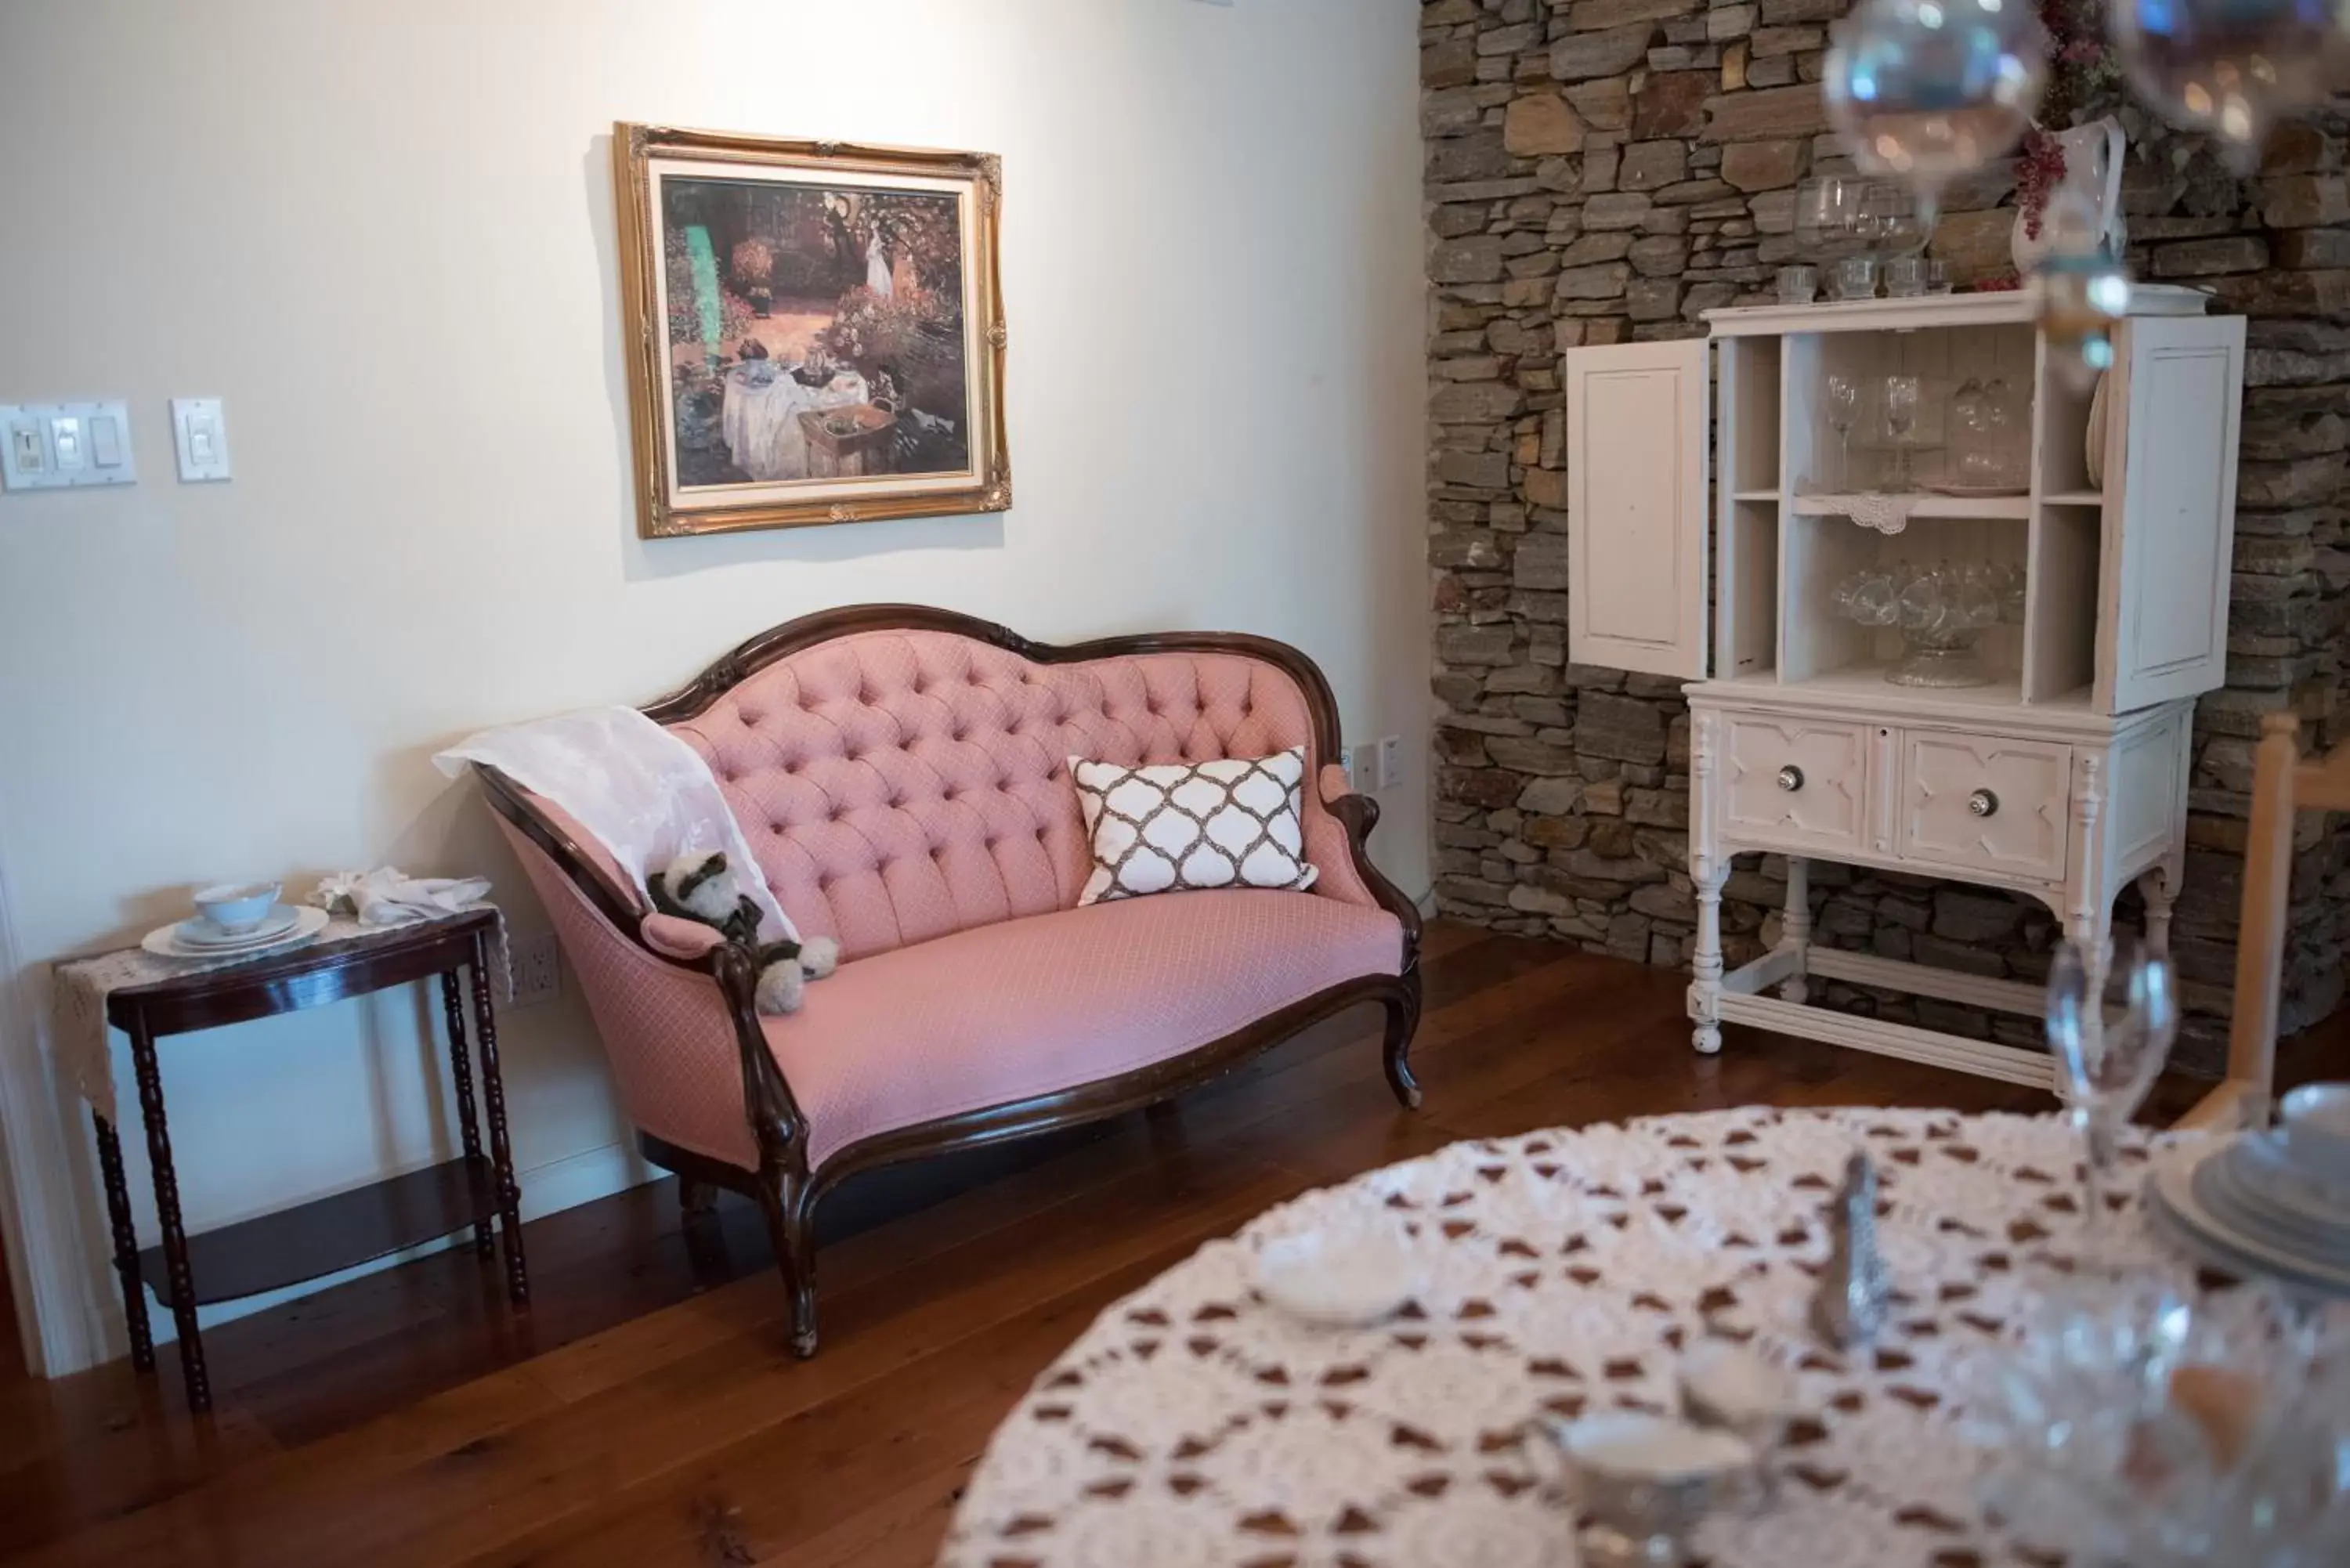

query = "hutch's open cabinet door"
(2096, 313), (2246, 712)
(1566, 338), (1711, 679)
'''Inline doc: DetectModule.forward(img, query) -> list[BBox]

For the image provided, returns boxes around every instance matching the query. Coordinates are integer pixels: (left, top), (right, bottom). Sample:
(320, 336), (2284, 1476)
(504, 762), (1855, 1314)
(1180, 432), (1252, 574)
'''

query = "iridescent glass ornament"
(2109, 0), (2345, 172)
(2037, 195), (2133, 392)
(1823, 0), (2048, 221)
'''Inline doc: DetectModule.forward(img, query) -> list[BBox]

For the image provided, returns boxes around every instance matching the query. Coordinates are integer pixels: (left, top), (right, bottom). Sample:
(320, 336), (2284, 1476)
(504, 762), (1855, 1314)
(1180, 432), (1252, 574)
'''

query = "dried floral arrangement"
(2016, 0), (2126, 242)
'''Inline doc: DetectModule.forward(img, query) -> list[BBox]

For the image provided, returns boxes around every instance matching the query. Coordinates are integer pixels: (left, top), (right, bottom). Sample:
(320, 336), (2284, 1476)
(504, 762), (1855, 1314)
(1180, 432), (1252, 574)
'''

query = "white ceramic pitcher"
(2012, 117), (2128, 274)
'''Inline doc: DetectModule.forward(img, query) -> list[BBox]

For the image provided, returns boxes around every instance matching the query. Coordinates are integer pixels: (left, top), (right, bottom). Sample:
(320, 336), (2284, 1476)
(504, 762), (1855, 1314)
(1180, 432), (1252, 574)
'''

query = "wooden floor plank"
(3, 923), (2333, 1568)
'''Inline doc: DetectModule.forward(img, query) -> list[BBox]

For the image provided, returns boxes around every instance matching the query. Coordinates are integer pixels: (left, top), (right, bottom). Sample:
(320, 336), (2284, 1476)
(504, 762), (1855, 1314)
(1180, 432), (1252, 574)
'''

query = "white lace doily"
(941, 1107), (2222, 1568)
(52, 905), (506, 1121)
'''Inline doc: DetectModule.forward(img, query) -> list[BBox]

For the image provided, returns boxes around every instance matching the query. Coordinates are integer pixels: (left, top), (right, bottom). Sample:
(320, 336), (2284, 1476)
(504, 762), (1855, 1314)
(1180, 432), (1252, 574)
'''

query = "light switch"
(0, 401), (135, 491)
(49, 416), (84, 470)
(171, 397), (232, 482)
(89, 414), (123, 468)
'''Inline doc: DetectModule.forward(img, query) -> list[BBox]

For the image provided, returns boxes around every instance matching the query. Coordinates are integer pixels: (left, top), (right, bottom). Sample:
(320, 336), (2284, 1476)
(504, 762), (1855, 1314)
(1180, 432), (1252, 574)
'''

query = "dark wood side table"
(89, 908), (526, 1413)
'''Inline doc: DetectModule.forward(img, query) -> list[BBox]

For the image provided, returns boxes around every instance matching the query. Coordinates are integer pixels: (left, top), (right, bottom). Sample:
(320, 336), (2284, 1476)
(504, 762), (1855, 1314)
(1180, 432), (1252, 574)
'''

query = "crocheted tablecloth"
(942, 1106), (2200, 1568)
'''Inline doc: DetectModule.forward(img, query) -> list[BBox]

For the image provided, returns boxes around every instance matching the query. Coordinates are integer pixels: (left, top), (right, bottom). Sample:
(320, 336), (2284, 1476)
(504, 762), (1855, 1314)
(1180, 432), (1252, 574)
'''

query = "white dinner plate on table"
(142, 905), (329, 961)
(1253, 1222), (1422, 1328)
(2193, 1156), (2350, 1265)
(2147, 1158), (2350, 1298)
(172, 905), (303, 948)
(2225, 1132), (2350, 1227)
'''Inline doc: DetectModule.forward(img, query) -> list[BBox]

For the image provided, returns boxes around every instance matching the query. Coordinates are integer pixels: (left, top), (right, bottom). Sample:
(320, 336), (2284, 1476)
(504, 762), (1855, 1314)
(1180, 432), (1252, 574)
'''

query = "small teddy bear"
(649, 851), (838, 1015)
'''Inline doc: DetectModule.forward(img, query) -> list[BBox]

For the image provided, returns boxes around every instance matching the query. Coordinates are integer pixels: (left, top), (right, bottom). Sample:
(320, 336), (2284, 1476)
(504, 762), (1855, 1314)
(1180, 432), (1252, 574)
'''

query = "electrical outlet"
(509, 932), (561, 1008)
(1377, 735), (1404, 791)
(1347, 741), (1379, 793)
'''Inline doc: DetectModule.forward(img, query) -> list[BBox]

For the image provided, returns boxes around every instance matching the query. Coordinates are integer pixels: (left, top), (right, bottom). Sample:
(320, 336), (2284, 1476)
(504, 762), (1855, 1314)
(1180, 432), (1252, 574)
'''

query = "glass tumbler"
(1776, 265), (1819, 304)
(1883, 256), (1929, 298)
(1831, 256), (1878, 301)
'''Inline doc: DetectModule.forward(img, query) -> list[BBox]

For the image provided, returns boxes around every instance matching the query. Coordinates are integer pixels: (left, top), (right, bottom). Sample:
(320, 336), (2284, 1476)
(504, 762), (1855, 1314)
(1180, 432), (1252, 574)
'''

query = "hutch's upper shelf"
(1701, 282), (2215, 338)
(1562, 287), (2246, 721)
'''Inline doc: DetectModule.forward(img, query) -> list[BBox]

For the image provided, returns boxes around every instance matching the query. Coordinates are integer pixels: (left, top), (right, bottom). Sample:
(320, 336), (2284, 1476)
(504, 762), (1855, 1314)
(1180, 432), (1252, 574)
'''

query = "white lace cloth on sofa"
(942, 1107), (2219, 1568)
(434, 705), (799, 945)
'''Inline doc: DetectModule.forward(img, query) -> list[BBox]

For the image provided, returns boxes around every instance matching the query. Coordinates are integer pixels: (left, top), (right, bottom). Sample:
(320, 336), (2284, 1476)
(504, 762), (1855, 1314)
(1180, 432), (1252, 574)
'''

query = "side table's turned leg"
(1689, 860), (1730, 1057)
(1781, 857), (1812, 1005)
(126, 1018), (208, 1413)
(2137, 858), (2181, 958)
(439, 969), (493, 1259)
(468, 935), (530, 1305)
(92, 1111), (154, 1371)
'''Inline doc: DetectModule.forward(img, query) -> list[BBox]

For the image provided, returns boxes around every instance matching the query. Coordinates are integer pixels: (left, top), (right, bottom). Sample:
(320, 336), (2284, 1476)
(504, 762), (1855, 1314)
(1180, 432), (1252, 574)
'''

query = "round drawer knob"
(1968, 789), (1999, 818)
(1777, 765), (1804, 793)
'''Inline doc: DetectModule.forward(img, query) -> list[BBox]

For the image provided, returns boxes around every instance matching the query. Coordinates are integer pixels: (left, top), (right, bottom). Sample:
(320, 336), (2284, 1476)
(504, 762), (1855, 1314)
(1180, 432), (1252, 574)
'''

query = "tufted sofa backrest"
(664, 628), (1360, 963)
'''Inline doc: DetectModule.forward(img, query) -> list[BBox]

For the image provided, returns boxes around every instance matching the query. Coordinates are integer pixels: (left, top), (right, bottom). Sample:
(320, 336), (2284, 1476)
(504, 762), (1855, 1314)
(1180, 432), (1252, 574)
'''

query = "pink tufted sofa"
(478, 606), (1423, 1355)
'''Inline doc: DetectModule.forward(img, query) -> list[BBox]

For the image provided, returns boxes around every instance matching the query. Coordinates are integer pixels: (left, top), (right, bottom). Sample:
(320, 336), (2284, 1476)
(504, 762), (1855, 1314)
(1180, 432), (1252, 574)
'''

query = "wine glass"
(2046, 938), (2180, 1265)
(1825, 374), (1862, 490)
(1882, 374), (1922, 488)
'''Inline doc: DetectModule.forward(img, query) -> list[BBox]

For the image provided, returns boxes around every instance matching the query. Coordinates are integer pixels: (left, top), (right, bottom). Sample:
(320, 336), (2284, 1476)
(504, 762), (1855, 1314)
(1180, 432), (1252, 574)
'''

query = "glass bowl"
(1966, 1281), (2350, 1567)
(1835, 559), (2024, 686)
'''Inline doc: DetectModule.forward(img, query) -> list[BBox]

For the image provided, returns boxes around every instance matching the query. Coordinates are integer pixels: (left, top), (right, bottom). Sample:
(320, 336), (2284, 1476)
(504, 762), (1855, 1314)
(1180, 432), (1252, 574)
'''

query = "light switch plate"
(170, 397), (233, 482)
(1347, 741), (1379, 794)
(0, 401), (136, 490)
(1377, 735), (1404, 791)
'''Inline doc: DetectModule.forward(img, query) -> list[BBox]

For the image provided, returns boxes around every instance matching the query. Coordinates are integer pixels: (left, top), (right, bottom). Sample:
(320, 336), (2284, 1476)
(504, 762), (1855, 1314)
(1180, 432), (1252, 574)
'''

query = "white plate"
(174, 905), (302, 948)
(1253, 1222), (1421, 1328)
(2193, 1157), (2350, 1263)
(142, 904), (330, 962)
(2225, 1133), (2350, 1227)
(2147, 1160), (2350, 1297)
(2085, 372), (2110, 490)
(1922, 480), (2029, 498)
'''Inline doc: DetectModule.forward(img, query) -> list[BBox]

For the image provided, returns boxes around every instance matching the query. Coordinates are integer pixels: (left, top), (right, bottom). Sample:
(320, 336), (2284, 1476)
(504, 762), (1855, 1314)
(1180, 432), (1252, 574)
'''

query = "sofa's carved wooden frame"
(476, 605), (1423, 1356)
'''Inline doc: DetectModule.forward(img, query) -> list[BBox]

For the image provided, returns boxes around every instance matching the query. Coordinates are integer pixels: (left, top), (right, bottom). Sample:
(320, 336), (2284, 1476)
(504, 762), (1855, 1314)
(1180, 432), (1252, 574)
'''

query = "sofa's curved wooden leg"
(1381, 981), (1424, 1111)
(757, 1174), (822, 1359)
(678, 1176), (718, 1217)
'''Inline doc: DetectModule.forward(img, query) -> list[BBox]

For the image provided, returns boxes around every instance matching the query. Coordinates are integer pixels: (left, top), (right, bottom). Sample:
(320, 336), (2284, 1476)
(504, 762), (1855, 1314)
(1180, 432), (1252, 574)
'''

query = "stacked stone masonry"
(1422, 0), (2350, 1073)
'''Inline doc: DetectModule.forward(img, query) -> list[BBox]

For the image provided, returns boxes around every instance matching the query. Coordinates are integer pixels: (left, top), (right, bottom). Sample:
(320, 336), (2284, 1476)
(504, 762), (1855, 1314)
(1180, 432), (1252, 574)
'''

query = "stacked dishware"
(2146, 1083), (2350, 1299)
(140, 880), (329, 960)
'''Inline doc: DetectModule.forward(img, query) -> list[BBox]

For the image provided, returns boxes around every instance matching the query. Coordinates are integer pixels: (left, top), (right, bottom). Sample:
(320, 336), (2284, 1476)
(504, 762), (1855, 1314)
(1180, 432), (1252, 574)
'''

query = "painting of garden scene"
(660, 173), (972, 490)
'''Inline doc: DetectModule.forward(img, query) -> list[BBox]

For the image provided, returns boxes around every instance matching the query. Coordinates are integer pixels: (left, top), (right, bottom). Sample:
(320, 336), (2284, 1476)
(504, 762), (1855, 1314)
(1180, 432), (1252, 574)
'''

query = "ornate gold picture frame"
(613, 123), (1009, 537)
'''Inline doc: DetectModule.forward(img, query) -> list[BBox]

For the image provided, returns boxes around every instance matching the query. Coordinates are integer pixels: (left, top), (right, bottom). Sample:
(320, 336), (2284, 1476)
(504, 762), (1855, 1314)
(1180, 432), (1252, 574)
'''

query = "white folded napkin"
(313, 866), (492, 926)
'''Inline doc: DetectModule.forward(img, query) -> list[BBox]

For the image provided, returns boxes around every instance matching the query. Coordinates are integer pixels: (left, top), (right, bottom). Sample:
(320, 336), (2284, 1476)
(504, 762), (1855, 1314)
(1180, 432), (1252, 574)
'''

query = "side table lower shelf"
(136, 1154), (503, 1309)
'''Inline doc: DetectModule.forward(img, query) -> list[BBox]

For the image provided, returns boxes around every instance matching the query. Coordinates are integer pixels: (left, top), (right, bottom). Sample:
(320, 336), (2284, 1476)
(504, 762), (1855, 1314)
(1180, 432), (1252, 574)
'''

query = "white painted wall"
(0, 0), (1430, 1374)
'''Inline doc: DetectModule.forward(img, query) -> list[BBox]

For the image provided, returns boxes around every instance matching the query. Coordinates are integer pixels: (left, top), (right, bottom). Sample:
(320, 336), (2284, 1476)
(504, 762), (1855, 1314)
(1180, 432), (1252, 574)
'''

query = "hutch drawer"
(1722, 714), (1869, 853)
(1893, 729), (2073, 882)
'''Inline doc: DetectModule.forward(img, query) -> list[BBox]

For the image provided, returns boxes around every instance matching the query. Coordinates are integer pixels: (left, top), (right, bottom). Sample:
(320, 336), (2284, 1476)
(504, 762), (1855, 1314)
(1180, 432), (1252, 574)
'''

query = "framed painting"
(613, 123), (1009, 537)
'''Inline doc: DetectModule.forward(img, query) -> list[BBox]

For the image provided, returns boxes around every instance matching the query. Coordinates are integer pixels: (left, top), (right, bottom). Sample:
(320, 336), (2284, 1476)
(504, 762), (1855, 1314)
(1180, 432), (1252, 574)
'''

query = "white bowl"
(1253, 1222), (1419, 1328)
(2280, 1083), (2350, 1189)
(193, 880), (281, 935)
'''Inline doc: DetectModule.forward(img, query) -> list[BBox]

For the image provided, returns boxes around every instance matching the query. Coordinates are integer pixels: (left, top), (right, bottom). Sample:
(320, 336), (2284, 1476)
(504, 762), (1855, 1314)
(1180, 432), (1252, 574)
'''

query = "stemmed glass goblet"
(1882, 374), (1922, 489)
(2045, 937), (2180, 1266)
(1825, 374), (1862, 490)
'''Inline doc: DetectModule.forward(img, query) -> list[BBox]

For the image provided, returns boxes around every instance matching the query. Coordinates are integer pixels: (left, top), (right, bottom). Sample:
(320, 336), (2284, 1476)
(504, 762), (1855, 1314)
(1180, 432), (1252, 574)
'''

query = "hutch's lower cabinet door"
(1894, 730), (2073, 882)
(1722, 716), (1868, 851)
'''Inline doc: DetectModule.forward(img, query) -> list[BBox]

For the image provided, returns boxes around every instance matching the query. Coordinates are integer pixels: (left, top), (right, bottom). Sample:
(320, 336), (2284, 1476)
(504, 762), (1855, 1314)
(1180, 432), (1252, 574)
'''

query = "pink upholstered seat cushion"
(667, 630), (1380, 964)
(770, 889), (1404, 1171)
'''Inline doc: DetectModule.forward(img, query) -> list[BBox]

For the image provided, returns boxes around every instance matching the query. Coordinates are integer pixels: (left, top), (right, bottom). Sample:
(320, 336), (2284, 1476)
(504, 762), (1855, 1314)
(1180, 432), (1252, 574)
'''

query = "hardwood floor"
(0, 924), (2329, 1567)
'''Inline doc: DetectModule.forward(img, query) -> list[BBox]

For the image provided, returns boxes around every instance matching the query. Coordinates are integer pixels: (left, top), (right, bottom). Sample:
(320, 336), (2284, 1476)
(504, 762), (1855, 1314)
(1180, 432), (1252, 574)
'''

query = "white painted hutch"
(1564, 287), (2246, 1088)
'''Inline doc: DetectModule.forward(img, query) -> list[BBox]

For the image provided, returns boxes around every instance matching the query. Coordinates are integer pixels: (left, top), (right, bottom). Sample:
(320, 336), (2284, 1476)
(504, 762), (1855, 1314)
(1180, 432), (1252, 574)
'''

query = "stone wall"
(1421, 0), (2350, 1071)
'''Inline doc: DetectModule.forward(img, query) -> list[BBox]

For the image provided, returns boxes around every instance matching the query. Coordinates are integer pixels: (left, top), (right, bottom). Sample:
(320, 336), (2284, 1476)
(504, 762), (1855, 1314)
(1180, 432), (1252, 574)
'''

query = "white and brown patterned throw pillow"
(1070, 747), (1321, 905)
